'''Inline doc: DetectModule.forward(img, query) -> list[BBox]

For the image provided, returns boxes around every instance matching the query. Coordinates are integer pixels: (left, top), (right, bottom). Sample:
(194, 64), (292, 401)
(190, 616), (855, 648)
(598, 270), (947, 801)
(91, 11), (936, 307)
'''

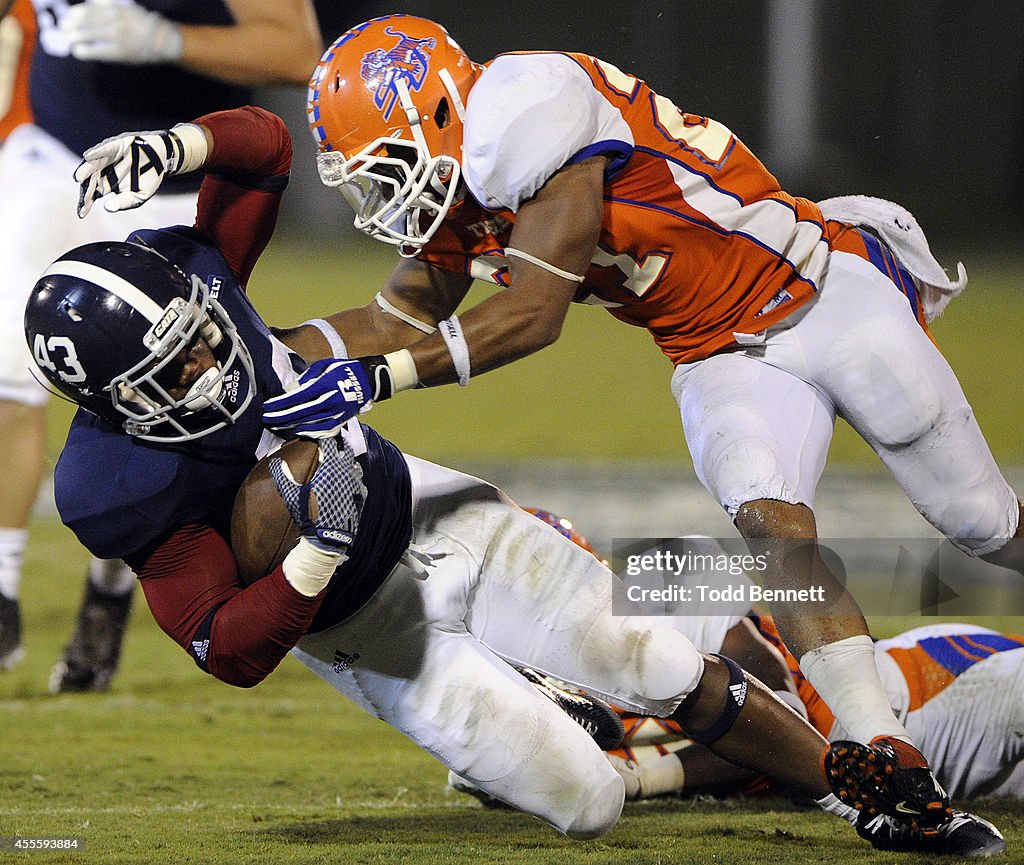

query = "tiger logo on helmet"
(359, 28), (436, 120)
(307, 15), (482, 252)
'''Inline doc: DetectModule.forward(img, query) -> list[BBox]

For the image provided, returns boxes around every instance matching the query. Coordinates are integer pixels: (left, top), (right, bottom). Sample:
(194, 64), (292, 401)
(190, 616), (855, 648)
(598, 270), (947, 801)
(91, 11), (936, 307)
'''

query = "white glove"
(74, 123), (208, 217)
(60, 0), (183, 65)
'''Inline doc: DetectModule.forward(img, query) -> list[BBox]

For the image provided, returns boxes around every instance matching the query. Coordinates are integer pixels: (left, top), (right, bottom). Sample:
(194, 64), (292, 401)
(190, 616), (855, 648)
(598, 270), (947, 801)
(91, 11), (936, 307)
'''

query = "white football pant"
(672, 249), (1019, 555)
(293, 455), (704, 838)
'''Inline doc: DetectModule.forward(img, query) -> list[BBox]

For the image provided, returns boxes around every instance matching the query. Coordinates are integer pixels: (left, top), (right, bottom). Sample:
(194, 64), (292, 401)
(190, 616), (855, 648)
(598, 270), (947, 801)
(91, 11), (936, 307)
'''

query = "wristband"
(281, 537), (342, 597)
(383, 349), (419, 392)
(170, 123), (210, 174)
(438, 315), (471, 387)
(357, 349), (418, 402)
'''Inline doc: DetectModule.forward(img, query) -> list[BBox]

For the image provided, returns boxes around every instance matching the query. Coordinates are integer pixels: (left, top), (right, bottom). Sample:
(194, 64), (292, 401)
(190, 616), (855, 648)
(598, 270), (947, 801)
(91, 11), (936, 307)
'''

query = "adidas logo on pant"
(333, 649), (360, 674)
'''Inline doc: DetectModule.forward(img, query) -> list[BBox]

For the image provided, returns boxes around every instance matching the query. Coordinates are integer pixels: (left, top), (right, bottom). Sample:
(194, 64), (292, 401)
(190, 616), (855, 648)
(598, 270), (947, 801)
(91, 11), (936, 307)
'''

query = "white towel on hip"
(818, 194), (967, 322)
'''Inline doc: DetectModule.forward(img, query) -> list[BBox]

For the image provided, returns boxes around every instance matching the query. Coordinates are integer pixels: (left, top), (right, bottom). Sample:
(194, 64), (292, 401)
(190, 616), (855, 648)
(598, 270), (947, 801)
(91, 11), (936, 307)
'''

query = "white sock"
(0, 527), (28, 599)
(637, 753), (686, 798)
(800, 635), (909, 744)
(816, 792), (859, 825)
(88, 557), (136, 597)
(607, 753), (685, 800)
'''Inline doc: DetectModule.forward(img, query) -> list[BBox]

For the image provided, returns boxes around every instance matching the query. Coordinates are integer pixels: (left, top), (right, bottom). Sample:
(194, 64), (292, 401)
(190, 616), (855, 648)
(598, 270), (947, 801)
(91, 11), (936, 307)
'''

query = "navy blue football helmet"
(24, 241), (255, 442)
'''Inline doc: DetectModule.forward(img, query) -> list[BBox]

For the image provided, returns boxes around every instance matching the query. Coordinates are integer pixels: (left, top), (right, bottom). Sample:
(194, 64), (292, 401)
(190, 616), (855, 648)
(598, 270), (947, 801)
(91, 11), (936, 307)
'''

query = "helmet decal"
(360, 27), (437, 121)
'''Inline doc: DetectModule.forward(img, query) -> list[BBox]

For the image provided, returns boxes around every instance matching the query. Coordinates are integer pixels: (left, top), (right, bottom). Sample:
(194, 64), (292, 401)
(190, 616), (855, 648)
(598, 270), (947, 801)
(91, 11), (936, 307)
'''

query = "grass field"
(15, 240), (1024, 862)
(4, 518), (1024, 864)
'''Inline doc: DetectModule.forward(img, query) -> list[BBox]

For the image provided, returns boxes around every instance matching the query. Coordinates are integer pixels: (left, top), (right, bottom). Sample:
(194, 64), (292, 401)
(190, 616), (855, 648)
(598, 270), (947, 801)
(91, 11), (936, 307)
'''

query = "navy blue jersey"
(29, 0), (251, 193)
(54, 224), (413, 631)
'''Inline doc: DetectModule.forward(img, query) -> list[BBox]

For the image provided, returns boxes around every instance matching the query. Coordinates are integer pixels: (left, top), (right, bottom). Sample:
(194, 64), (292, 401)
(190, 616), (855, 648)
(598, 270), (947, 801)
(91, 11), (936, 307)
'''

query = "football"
(230, 438), (319, 585)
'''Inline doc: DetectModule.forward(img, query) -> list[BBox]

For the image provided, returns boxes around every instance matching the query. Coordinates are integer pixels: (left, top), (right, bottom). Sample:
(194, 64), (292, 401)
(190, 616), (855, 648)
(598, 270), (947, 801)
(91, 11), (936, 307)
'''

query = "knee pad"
(705, 435), (788, 510)
(563, 769), (624, 840)
(942, 486), (1019, 556)
(625, 624), (705, 715)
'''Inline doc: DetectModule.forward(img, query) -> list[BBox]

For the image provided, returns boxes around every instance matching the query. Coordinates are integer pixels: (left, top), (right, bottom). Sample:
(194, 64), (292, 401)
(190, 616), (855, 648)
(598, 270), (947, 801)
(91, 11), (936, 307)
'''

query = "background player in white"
(256, 15), (1022, 835)
(0, 0), (321, 687)
(0, 0), (36, 669)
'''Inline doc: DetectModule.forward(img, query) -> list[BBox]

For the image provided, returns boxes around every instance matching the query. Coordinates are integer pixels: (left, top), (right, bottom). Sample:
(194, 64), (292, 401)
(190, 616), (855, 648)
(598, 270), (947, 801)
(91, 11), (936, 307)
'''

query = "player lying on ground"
(25, 105), (1001, 853)
(612, 612), (1024, 805)
(486, 521), (1024, 807)
(261, 16), (1024, 834)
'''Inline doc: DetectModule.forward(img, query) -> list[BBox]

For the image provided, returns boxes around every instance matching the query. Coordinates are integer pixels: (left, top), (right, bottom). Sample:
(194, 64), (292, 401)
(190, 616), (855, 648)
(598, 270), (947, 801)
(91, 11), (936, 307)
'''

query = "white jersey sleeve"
(462, 52), (634, 212)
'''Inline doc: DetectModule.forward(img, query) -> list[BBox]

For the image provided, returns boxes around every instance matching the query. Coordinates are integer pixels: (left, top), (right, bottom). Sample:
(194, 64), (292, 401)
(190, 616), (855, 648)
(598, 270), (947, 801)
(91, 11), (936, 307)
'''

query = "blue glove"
(262, 357), (396, 438)
(269, 436), (366, 554)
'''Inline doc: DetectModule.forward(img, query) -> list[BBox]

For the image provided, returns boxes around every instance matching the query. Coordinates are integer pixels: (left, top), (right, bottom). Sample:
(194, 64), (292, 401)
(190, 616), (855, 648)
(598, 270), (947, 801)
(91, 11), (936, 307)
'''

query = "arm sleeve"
(190, 106), (293, 285)
(132, 523), (323, 688)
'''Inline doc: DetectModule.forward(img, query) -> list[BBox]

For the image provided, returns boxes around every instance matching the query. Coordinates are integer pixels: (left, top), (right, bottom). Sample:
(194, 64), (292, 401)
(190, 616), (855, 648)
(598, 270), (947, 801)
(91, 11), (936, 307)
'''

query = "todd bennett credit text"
(625, 583), (827, 605)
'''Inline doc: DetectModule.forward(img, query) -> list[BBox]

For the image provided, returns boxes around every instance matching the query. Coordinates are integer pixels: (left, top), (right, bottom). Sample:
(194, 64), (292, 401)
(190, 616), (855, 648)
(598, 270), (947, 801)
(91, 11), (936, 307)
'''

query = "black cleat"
(824, 738), (953, 832)
(49, 580), (133, 694)
(516, 666), (625, 750)
(856, 809), (1006, 858)
(0, 594), (25, 670)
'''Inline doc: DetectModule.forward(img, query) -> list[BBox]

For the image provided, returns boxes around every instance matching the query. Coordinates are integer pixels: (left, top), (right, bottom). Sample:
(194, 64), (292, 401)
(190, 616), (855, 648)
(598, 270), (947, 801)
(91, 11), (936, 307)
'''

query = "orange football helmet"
(307, 15), (482, 251)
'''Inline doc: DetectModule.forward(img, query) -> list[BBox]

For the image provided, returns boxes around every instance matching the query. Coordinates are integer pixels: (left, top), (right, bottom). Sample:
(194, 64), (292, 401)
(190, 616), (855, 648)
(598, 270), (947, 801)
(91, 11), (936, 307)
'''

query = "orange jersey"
(0, 0), (35, 139)
(417, 51), (904, 364)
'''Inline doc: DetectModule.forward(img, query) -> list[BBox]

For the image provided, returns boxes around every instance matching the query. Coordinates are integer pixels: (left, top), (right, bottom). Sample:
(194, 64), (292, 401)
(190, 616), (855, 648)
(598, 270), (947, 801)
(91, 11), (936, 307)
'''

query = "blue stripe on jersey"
(859, 230), (921, 319)
(879, 236), (919, 316)
(603, 192), (822, 295)
(568, 139), (634, 176)
(918, 633), (1024, 676)
(636, 145), (745, 205)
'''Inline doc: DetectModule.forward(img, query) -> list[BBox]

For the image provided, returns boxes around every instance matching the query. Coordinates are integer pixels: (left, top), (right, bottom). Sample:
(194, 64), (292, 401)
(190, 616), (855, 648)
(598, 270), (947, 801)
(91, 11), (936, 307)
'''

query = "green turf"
(42, 237), (1024, 466)
(2, 517), (1023, 863)
(20, 237), (1024, 861)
